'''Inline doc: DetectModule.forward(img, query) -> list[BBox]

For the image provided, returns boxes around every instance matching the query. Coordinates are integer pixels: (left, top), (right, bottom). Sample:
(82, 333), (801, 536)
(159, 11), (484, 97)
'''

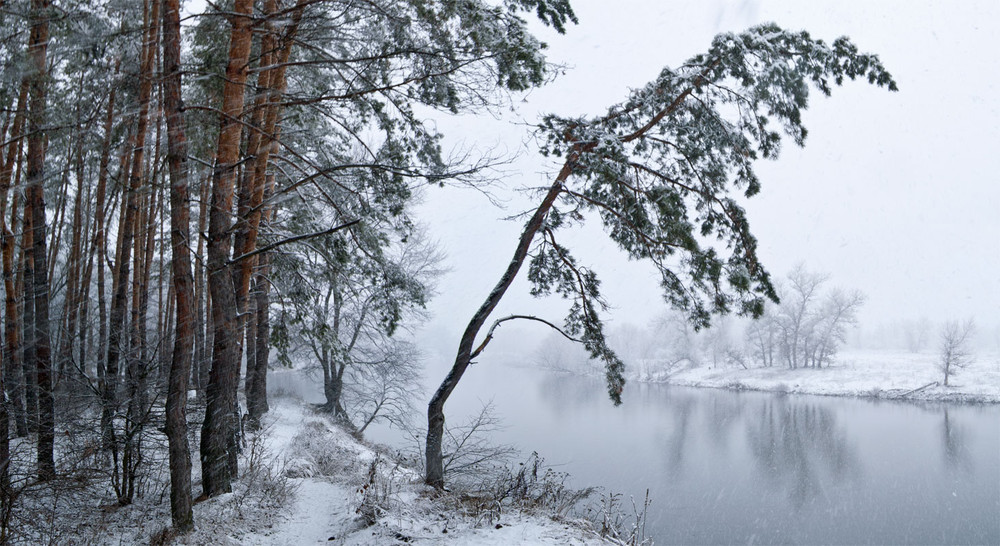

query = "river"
(271, 364), (1000, 544)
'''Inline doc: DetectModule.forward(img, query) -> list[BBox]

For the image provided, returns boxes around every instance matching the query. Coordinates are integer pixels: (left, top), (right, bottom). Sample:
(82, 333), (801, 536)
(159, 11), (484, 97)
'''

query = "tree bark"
(58, 110), (87, 384)
(425, 158), (573, 488)
(241, 5), (304, 425)
(200, 0), (255, 497)
(193, 178), (208, 396)
(20, 210), (36, 436)
(103, 0), (155, 460)
(162, 0), (195, 528)
(247, 259), (270, 421)
(24, 0), (54, 481)
(1, 83), (28, 438)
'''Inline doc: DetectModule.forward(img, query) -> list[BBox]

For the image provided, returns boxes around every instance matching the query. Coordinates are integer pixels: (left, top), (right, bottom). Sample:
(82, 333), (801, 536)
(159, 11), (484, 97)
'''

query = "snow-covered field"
(634, 349), (1000, 403)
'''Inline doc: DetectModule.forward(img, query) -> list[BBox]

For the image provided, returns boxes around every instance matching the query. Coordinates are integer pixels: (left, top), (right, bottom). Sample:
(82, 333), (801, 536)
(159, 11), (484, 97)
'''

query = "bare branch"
(471, 314), (579, 360)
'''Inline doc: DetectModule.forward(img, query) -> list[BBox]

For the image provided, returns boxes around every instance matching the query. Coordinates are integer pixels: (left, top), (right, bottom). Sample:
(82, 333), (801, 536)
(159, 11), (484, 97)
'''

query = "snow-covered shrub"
(585, 489), (653, 546)
(466, 452), (595, 525)
(354, 454), (400, 526)
(233, 422), (295, 515)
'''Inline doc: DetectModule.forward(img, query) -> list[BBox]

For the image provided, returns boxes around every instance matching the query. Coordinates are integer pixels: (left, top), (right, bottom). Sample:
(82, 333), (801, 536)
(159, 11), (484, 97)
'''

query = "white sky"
(414, 0), (1000, 350)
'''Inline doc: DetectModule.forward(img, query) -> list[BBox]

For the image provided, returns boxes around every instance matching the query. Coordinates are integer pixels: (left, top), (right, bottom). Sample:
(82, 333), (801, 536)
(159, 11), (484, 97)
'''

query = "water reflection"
(663, 394), (696, 478)
(744, 398), (860, 509)
(367, 364), (999, 545)
(942, 407), (972, 473)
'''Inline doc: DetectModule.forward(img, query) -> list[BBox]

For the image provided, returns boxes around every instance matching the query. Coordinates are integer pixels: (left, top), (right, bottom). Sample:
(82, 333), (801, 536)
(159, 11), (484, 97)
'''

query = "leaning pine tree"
(425, 24), (897, 488)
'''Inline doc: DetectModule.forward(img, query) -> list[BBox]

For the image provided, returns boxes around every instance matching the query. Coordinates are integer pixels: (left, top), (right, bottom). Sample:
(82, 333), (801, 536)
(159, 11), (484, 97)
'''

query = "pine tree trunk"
(2, 210), (24, 438)
(425, 161), (571, 488)
(104, 1), (155, 459)
(24, 0), (54, 482)
(193, 178), (208, 397)
(122, 0), (161, 505)
(20, 212), (36, 436)
(0, 106), (7, 502)
(58, 120), (87, 384)
(246, 174), (277, 424)
(162, 0), (195, 518)
(241, 5), (304, 426)
(1, 83), (28, 438)
(90, 75), (117, 382)
(248, 261), (270, 421)
(200, 0), (255, 498)
(45, 141), (70, 289)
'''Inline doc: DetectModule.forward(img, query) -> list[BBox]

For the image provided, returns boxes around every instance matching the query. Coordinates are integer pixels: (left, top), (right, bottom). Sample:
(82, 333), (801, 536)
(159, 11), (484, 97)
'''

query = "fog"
(413, 0), (1000, 370)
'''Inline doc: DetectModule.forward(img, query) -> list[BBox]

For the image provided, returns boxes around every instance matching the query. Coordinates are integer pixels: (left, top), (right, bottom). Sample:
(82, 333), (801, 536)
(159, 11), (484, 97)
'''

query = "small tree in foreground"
(938, 319), (976, 387)
(425, 24), (897, 488)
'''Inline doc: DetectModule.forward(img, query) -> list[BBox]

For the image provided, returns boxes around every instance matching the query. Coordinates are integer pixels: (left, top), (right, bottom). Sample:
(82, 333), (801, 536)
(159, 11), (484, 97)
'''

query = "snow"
(178, 397), (612, 546)
(632, 349), (1000, 403)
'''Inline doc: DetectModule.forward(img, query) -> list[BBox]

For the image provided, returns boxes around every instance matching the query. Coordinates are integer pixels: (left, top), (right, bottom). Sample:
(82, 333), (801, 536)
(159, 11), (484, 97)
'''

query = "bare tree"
(409, 403), (517, 485)
(744, 268), (862, 369)
(345, 339), (422, 436)
(938, 319), (976, 387)
(808, 289), (864, 368)
(745, 306), (778, 368)
(780, 265), (829, 369)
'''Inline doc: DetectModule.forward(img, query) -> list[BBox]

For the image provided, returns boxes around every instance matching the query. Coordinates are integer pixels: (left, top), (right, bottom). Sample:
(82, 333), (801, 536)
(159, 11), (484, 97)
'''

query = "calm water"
(272, 365), (1000, 545)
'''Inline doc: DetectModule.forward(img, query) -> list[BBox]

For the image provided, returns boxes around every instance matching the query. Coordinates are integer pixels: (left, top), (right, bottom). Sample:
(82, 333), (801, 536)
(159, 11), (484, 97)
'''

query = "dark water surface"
(272, 365), (1000, 545)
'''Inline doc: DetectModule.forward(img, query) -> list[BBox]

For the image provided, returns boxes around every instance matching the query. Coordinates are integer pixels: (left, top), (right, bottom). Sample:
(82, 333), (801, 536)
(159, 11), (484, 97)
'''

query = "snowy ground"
(166, 397), (612, 546)
(635, 349), (1000, 403)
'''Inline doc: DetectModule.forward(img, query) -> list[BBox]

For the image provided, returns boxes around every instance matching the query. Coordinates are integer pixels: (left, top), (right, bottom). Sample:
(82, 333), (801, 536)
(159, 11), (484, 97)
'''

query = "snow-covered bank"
(175, 397), (614, 545)
(631, 350), (1000, 403)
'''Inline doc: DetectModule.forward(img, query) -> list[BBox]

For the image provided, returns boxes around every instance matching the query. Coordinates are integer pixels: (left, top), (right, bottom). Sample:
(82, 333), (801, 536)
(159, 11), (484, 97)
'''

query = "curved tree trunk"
(425, 161), (571, 488)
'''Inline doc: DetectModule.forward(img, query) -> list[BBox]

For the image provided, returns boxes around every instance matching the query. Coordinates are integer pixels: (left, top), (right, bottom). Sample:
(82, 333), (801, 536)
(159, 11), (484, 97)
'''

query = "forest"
(0, 0), (906, 541)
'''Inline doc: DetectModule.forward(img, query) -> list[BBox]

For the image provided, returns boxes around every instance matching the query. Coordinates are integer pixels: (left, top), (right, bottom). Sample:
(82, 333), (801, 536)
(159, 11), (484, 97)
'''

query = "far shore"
(626, 349), (1000, 404)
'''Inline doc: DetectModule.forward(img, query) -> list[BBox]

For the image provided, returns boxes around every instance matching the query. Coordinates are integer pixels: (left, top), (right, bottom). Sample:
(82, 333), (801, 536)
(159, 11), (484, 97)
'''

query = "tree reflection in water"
(744, 397), (860, 509)
(942, 407), (972, 474)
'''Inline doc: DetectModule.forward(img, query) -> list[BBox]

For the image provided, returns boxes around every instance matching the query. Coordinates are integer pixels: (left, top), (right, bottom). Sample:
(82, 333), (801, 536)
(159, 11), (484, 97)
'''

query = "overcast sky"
(413, 0), (1000, 353)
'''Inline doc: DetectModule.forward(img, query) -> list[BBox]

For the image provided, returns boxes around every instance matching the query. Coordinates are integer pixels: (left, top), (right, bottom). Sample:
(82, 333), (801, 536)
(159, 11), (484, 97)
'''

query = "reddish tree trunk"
(200, 0), (255, 497)
(242, 2), (305, 425)
(1, 82), (28, 438)
(162, 0), (195, 521)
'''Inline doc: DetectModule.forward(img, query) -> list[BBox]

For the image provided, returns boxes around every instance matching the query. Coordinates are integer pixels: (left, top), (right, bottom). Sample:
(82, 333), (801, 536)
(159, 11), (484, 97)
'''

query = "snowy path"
(243, 478), (356, 545)
(241, 399), (361, 545)
(234, 397), (610, 546)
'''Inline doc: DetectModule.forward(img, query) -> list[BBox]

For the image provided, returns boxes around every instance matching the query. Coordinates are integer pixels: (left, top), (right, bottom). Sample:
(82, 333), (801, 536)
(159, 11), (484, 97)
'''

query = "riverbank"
(162, 397), (613, 545)
(634, 349), (1000, 403)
